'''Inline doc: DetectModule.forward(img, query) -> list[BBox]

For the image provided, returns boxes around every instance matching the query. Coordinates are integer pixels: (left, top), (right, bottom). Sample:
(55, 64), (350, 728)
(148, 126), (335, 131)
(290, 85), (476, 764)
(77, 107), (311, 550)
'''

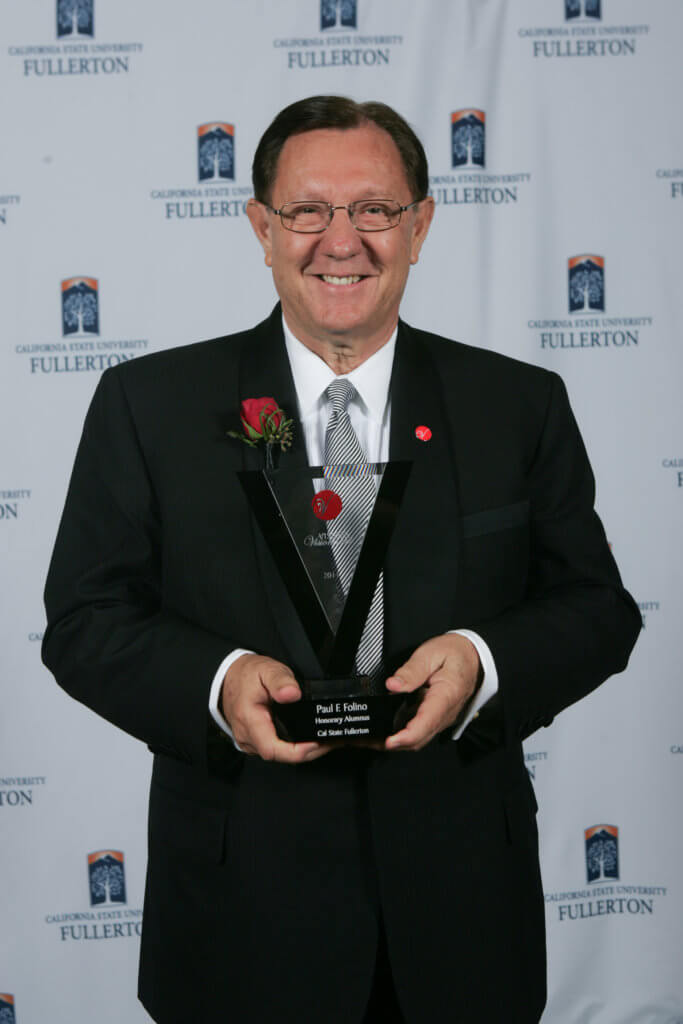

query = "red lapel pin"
(415, 425), (432, 442)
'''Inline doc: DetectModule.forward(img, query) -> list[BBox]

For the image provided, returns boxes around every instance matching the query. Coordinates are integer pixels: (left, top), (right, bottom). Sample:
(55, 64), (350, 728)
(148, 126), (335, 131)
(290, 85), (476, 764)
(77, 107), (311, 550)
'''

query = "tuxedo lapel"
(384, 322), (462, 668)
(236, 306), (323, 678)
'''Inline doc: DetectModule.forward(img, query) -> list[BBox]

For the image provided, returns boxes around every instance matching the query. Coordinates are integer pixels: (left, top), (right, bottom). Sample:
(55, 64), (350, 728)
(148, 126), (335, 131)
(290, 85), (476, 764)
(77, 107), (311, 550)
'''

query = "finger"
(385, 684), (455, 751)
(245, 705), (333, 763)
(345, 737), (386, 751)
(259, 666), (302, 704)
(386, 644), (442, 694)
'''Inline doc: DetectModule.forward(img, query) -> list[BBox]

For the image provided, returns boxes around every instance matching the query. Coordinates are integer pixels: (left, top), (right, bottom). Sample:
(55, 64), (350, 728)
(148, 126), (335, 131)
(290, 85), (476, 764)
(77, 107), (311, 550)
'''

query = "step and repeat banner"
(1, 1), (681, 1021)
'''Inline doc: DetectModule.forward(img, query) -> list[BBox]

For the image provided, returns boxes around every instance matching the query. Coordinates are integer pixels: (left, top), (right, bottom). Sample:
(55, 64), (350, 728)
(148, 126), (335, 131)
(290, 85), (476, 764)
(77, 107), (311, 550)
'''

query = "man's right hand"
(221, 653), (332, 763)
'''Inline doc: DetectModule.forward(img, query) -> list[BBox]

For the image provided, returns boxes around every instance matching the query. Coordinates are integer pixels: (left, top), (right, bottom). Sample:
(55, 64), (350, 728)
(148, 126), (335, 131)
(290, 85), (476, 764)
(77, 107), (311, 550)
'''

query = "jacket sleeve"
(42, 367), (240, 771)
(468, 372), (641, 746)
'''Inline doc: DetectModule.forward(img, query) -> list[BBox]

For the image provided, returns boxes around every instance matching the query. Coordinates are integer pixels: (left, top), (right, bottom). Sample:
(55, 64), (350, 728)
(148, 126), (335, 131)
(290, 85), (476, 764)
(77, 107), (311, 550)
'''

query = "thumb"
(387, 646), (437, 693)
(263, 665), (301, 704)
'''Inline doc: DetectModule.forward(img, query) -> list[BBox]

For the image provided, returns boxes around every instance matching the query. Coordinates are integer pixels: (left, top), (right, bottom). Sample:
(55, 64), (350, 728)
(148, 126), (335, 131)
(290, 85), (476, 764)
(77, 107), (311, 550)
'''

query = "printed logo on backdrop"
(545, 824), (669, 922)
(0, 994), (15, 1024)
(655, 168), (683, 199)
(198, 124), (234, 182)
(0, 490), (31, 522)
(518, 3), (649, 58)
(149, 122), (251, 221)
(565, 0), (601, 20)
(0, 774), (45, 807)
(451, 110), (485, 169)
(7, 0), (143, 77)
(0, 195), (21, 227)
(568, 255), (604, 313)
(585, 824), (618, 882)
(527, 254), (653, 351)
(430, 109), (531, 209)
(661, 458), (683, 489)
(57, 0), (94, 37)
(321, 0), (357, 31)
(44, 850), (142, 941)
(272, 1), (403, 71)
(61, 277), (99, 336)
(14, 277), (148, 374)
(88, 850), (126, 905)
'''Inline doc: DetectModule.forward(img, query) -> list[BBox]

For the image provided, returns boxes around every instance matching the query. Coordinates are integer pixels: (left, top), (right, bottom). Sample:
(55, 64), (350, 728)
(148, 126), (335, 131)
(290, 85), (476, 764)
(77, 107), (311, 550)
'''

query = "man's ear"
(409, 196), (435, 265)
(246, 199), (273, 267)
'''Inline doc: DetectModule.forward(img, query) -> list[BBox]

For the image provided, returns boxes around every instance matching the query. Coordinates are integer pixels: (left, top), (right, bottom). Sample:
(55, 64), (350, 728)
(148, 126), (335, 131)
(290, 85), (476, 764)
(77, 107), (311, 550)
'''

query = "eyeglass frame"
(263, 197), (424, 233)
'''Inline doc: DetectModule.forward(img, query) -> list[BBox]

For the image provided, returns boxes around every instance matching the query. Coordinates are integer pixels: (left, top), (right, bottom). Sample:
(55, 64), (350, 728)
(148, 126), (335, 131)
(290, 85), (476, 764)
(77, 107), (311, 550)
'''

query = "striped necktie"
(324, 378), (383, 677)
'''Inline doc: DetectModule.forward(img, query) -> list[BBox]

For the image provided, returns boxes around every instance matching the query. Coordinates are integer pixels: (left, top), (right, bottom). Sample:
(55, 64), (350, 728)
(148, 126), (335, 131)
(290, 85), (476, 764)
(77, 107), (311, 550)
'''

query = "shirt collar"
(282, 314), (396, 422)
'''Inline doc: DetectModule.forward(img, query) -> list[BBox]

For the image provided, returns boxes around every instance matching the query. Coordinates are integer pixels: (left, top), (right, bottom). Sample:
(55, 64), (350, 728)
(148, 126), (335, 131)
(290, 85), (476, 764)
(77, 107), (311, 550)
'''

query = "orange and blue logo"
(88, 850), (127, 906)
(0, 994), (16, 1024)
(57, 0), (94, 38)
(451, 110), (485, 169)
(321, 0), (357, 31)
(198, 123), (235, 182)
(585, 824), (619, 883)
(568, 255), (605, 313)
(61, 277), (99, 336)
(565, 0), (601, 20)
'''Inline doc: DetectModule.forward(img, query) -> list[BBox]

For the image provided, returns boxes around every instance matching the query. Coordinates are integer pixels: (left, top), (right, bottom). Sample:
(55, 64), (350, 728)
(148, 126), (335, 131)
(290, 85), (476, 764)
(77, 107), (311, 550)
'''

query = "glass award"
(237, 461), (415, 742)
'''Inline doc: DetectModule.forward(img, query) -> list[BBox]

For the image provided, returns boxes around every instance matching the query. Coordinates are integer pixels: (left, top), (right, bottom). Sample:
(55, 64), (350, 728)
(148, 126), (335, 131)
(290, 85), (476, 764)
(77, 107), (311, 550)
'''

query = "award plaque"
(238, 461), (415, 742)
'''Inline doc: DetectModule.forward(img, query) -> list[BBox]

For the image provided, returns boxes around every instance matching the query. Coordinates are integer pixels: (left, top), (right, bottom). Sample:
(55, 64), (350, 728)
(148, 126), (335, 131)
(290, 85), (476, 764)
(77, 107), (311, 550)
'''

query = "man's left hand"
(382, 633), (483, 751)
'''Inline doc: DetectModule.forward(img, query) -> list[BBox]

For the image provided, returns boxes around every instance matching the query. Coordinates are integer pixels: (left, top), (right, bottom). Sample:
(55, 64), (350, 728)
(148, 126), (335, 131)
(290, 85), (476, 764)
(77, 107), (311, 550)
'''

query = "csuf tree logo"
(568, 255), (605, 313)
(451, 110), (485, 169)
(56, 0), (94, 38)
(61, 277), (99, 336)
(565, 0), (601, 20)
(88, 850), (127, 906)
(198, 124), (235, 182)
(321, 0), (357, 31)
(0, 995), (15, 1024)
(585, 824), (619, 883)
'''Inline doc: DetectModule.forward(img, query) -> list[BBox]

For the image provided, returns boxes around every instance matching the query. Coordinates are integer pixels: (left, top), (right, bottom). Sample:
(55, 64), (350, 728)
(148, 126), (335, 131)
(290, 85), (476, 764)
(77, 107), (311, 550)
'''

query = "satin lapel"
(384, 322), (462, 669)
(236, 307), (322, 678)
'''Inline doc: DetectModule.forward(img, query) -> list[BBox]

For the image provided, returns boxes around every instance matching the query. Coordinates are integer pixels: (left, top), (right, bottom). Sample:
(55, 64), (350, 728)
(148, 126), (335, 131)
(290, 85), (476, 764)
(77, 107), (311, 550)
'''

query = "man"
(43, 96), (640, 1023)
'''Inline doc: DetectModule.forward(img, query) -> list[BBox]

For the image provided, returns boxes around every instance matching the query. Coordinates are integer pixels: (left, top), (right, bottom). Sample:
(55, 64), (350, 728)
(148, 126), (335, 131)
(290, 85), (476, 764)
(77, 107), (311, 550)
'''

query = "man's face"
(247, 123), (433, 356)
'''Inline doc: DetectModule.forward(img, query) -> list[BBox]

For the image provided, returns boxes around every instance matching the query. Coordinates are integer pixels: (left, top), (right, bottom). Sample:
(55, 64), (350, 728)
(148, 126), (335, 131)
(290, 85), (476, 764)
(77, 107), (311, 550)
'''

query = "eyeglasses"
(265, 198), (423, 233)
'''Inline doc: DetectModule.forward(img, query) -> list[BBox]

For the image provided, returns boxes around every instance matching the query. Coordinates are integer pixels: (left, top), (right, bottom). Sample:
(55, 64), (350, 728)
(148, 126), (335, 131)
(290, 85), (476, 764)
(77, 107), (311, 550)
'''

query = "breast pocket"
(458, 500), (530, 619)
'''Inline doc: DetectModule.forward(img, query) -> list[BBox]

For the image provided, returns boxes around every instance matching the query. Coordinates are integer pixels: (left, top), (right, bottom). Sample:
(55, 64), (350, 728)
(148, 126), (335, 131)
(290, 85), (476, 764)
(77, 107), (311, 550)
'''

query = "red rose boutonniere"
(227, 396), (294, 469)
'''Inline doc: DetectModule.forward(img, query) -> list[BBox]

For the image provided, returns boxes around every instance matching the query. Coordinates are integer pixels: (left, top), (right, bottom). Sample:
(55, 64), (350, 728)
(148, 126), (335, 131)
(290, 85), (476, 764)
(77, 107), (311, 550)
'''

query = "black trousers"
(361, 916), (406, 1023)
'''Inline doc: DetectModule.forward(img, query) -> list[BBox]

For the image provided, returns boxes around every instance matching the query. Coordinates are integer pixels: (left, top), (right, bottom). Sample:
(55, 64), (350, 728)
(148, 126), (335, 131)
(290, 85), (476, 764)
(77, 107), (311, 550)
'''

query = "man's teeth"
(321, 275), (361, 285)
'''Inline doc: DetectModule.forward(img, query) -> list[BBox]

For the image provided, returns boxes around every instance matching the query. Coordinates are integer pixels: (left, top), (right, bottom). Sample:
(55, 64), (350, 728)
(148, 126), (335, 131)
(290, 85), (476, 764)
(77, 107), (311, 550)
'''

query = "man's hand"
(382, 634), (483, 752)
(221, 653), (331, 763)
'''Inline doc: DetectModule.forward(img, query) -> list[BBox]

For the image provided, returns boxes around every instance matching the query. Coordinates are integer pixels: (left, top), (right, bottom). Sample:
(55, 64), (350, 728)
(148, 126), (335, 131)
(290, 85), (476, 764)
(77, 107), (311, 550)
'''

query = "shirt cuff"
(448, 629), (499, 740)
(208, 648), (255, 749)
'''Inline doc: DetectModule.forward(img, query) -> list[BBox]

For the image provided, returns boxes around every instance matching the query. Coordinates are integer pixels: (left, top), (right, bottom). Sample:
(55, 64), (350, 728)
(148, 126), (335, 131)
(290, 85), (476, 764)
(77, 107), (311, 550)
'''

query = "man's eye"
(359, 203), (392, 216)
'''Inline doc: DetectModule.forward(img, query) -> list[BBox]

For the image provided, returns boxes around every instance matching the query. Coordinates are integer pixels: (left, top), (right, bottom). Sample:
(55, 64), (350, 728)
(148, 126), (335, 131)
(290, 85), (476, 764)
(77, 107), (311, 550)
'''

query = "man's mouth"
(319, 274), (363, 286)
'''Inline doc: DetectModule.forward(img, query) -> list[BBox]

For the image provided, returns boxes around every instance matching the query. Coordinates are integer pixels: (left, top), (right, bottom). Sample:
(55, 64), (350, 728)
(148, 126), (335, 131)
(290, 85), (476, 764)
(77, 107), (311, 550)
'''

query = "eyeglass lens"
(280, 200), (402, 232)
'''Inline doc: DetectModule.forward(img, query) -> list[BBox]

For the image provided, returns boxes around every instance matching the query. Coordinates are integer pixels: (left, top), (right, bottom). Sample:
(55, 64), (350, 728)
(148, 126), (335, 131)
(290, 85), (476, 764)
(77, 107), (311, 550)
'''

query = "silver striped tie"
(324, 378), (383, 677)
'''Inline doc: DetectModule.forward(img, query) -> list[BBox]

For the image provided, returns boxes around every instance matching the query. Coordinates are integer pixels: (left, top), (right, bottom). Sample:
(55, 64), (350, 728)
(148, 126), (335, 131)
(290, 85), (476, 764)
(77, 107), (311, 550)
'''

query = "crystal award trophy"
(237, 461), (415, 742)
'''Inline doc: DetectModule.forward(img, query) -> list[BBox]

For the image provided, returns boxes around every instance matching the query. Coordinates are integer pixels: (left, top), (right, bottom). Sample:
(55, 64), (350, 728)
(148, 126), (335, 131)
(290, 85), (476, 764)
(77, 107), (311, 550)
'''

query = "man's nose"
(320, 206), (361, 257)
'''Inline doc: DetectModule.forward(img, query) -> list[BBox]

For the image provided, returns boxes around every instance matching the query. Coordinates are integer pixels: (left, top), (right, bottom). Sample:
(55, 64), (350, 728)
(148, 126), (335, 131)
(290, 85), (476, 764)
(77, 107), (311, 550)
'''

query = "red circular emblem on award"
(311, 490), (343, 520)
(415, 425), (432, 442)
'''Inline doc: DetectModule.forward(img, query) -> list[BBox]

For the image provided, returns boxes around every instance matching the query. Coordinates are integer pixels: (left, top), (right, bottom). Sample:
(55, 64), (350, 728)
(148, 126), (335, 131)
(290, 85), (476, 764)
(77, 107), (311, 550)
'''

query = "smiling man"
(43, 97), (639, 1024)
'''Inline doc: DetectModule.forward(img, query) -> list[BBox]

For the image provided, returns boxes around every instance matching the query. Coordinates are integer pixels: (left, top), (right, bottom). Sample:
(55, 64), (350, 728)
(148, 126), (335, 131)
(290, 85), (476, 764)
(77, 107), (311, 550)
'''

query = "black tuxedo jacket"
(43, 307), (639, 1023)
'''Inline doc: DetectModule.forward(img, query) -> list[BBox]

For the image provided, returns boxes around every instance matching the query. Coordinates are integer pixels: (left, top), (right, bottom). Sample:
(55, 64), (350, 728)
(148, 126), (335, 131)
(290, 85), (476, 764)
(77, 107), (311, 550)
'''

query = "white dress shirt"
(209, 316), (498, 742)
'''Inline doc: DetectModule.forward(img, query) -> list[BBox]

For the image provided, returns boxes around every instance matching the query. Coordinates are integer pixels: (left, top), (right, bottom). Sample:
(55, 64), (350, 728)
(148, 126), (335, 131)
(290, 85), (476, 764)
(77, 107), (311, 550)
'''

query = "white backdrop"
(1, 2), (682, 1022)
